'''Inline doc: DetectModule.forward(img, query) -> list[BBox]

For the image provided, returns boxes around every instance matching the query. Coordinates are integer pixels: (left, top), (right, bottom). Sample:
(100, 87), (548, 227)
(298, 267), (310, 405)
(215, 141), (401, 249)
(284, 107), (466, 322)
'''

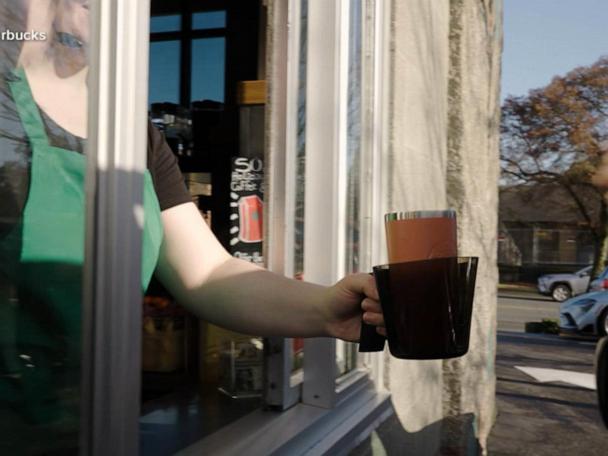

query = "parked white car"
(537, 266), (593, 302)
(559, 290), (608, 337)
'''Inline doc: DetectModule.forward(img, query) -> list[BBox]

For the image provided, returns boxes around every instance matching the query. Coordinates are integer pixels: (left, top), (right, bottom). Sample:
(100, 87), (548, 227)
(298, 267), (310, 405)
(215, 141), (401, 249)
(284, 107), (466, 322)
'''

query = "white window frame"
(299, 0), (348, 408)
(81, 0), (152, 455)
(266, 0), (391, 409)
(264, 0), (303, 410)
(363, 0), (391, 389)
(302, 0), (390, 405)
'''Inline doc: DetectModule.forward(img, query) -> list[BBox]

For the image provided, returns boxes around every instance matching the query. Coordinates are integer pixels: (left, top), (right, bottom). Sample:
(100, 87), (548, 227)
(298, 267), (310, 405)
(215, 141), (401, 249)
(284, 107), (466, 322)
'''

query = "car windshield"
(576, 266), (592, 275)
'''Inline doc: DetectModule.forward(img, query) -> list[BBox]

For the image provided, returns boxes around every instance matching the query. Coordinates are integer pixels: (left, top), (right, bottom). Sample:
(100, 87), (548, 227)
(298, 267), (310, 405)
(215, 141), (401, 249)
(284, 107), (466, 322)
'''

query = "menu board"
(230, 157), (264, 265)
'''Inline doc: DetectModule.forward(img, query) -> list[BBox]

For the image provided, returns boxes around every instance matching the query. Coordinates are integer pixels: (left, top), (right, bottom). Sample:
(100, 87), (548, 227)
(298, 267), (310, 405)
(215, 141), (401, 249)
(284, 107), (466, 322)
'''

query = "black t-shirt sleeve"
(147, 121), (192, 211)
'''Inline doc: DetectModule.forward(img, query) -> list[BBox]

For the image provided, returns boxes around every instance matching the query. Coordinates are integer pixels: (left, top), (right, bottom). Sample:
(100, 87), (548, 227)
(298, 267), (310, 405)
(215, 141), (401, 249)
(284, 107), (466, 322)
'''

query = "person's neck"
(23, 54), (89, 139)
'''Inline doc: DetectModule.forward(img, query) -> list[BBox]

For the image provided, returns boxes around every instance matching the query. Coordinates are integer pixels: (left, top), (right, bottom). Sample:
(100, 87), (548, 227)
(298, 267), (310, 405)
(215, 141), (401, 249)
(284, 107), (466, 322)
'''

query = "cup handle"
(358, 321), (386, 352)
(358, 272), (386, 352)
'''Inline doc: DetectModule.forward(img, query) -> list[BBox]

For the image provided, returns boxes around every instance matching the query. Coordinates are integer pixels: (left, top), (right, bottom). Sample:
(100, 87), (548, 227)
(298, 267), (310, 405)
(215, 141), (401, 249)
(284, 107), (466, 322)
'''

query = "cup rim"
(385, 209), (456, 221)
(373, 256), (479, 271)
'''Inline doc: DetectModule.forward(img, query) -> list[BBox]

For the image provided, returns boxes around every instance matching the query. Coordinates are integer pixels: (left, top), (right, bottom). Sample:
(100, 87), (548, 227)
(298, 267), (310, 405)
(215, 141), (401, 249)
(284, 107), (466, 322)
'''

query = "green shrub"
(541, 318), (560, 335)
(525, 319), (559, 334)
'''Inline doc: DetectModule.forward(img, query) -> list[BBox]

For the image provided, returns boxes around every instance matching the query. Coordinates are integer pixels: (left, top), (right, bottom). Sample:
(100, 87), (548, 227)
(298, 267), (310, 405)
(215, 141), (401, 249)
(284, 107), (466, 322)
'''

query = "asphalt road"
(497, 289), (560, 333)
(489, 289), (608, 455)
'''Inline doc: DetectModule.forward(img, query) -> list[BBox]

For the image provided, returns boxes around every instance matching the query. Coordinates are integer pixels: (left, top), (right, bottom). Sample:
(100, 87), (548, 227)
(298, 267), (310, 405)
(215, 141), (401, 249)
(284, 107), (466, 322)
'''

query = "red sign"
(238, 195), (263, 243)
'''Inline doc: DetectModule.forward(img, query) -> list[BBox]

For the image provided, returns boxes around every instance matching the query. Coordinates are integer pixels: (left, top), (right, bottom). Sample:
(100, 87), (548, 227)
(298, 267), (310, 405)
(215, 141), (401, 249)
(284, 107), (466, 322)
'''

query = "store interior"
(139, 1), (278, 454)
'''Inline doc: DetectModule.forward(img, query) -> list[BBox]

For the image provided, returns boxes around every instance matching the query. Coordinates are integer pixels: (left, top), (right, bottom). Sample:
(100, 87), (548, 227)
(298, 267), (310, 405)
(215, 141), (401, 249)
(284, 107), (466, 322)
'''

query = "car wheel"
(551, 284), (572, 302)
(597, 337), (608, 428)
(599, 310), (608, 337)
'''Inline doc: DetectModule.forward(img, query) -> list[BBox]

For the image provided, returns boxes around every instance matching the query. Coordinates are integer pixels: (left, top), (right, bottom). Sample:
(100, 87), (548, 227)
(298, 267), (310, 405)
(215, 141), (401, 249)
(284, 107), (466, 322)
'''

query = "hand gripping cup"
(358, 210), (478, 359)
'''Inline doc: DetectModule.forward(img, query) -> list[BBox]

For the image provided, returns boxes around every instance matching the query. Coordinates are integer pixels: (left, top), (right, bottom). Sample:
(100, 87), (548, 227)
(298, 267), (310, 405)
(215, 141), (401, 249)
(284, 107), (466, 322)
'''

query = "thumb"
(344, 273), (379, 301)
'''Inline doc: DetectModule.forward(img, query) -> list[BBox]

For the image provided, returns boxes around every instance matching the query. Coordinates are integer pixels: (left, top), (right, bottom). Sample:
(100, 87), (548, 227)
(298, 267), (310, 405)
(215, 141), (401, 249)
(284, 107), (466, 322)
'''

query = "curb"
(498, 283), (536, 292)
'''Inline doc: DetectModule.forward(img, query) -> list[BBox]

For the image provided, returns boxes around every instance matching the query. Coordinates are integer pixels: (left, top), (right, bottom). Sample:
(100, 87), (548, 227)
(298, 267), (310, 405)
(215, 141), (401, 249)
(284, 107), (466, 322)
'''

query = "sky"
(501, 0), (608, 101)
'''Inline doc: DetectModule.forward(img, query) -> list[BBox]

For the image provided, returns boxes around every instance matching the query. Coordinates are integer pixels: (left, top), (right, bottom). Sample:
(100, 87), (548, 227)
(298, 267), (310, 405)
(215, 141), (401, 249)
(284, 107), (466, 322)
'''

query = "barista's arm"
(155, 202), (385, 340)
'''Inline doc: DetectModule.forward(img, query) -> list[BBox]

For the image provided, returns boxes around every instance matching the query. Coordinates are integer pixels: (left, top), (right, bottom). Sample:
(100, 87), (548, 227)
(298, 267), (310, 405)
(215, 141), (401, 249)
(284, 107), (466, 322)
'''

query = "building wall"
(385, 0), (502, 452)
(383, 1), (450, 454)
(444, 0), (501, 450)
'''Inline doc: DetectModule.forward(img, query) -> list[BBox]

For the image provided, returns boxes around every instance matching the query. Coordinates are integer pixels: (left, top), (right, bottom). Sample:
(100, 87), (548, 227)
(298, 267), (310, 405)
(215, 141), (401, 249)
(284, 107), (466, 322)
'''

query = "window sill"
(177, 381), (392, 456)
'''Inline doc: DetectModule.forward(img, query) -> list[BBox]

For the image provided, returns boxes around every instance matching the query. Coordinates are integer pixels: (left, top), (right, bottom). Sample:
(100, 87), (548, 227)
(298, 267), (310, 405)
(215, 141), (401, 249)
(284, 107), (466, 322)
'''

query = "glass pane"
(151, 14), (181, 33)
(338, 0), (363, 378)
(293, 0), (308, 280)
(0, 2), (90, 453)
(336, 341), (359, 376)
(191, 38), (226, 103)
(291, 0), (308, 375)
(140, 319), (263, 455)
(140, 158), (262, 454)
(192, 10), (227, 30)
(149, 41), (181, 106)
(345, 0), (362, 275)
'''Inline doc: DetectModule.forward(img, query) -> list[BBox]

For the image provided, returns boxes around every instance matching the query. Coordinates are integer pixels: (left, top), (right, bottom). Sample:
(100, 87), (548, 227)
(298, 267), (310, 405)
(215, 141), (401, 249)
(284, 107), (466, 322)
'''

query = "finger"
(363, 311), (384, 327)
(361, 298), (381, 313)
(376, 326), (387, 337)
(347, 273), (379, 301)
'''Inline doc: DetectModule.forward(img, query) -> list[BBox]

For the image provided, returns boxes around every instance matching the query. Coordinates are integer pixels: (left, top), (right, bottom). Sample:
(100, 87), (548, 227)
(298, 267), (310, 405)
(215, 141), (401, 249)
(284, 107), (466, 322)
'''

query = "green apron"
(0, 68), (163, 451)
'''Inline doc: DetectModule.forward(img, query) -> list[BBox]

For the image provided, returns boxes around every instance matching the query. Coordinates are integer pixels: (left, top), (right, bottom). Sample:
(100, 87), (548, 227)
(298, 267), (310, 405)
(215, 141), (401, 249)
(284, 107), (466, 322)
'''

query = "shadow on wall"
(350, 410), (482, 456)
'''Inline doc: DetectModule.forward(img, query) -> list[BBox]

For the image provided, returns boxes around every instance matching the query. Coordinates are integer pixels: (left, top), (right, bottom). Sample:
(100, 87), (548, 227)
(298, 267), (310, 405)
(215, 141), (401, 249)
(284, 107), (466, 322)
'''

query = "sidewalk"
(351, 331), (608, 455)
(487, 331), (608, 455)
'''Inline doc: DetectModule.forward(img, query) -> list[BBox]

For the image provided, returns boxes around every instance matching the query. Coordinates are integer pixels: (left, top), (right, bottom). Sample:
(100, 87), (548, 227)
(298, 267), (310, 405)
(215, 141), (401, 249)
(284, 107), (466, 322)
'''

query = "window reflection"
(150, 14), (181, 34)
(191, 38), (226, 103)
(0, 0), (89, 453)
(338, 0), (363, 378)
(345, 0), (362, 275)
(291, 0), (308, 375)
(192, 11), (227, 30)
(149, 41), (181, 106)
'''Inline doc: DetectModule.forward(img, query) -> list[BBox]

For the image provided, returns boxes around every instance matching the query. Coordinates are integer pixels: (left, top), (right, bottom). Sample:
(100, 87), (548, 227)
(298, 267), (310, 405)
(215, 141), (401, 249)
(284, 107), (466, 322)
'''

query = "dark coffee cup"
(359, 256), (478, 359)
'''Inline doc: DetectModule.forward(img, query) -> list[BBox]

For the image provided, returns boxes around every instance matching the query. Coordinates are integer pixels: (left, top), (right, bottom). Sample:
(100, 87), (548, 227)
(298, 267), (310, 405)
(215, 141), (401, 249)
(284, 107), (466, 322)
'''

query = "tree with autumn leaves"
(501, 56), (608, 279)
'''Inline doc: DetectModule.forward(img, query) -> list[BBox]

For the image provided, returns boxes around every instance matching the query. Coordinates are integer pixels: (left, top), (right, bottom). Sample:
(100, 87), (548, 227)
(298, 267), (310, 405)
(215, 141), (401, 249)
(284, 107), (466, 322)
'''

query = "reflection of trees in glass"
(345, 0), (362, 274)
(501, 57), (608, 278)
(338, 0), (363, 379)
(294, 0), (308, 277)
